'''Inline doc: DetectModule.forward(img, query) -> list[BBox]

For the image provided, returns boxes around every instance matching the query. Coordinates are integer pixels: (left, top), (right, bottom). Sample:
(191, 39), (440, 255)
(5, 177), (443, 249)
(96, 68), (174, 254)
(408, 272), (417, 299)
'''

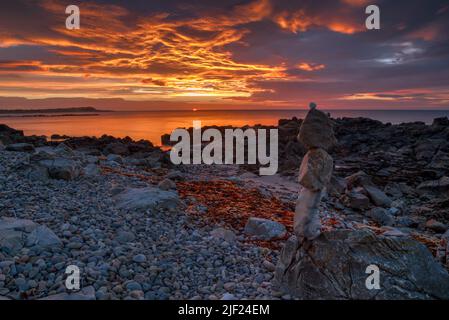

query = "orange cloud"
(273, 8), (364, 35)
(296, 62), (325, 71)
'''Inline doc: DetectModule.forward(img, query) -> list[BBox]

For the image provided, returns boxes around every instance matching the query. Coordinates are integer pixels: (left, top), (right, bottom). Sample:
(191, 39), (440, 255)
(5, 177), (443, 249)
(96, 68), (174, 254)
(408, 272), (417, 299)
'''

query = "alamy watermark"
(169, 121), (278, 176)
(64, 4), (380, 31)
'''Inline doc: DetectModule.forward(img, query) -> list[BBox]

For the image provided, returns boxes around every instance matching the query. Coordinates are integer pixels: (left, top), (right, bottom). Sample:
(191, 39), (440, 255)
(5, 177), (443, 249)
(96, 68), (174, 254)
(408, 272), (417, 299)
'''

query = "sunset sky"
(0, 0), (449, 110)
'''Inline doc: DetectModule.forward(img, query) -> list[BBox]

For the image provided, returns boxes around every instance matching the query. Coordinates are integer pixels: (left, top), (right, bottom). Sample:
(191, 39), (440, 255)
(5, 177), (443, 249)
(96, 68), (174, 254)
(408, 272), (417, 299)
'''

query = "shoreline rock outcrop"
(274, 230), (449, 299)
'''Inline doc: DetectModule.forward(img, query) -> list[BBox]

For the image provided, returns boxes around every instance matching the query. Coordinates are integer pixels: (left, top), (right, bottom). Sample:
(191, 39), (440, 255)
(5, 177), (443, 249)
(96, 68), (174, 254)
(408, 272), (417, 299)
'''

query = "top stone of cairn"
(298, 103), (336, 151)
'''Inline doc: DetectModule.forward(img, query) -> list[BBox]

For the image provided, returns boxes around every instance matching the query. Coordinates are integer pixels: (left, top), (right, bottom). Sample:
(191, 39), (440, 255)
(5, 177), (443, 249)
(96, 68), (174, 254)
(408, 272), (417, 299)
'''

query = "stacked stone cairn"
(294, 103), (336, 240)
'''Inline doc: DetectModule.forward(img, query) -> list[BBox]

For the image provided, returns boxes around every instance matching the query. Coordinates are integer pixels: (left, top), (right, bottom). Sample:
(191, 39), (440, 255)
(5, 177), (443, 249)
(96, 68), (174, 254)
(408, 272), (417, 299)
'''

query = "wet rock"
(274, 230), (449, 299)
(244, 217), (286, 240)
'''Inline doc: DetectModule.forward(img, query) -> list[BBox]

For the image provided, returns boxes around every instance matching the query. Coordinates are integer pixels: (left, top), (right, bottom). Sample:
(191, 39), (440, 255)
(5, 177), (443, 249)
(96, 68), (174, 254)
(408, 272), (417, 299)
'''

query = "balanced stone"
(298, 148), (333, 191)
(298, 104), (336, 151)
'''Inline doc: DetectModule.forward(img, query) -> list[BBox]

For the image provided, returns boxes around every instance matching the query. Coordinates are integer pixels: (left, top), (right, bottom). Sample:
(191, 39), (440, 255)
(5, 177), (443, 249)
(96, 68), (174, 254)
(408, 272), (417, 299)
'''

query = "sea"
(1, 109), (448, 146)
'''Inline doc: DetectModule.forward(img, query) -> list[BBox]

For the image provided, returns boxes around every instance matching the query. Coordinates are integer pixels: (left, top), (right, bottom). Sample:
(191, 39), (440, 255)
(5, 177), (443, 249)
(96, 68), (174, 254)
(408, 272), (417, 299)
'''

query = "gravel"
(0, 148), (278, 300)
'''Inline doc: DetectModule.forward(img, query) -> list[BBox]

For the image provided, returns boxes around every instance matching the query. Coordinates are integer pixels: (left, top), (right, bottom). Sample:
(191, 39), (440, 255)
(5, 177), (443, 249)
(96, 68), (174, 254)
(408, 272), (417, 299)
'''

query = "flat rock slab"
(0, 218), (61, 255)
(244, 217), (287, 240)
(5, 143), (35, 152)
(114, 187), (181, 212)
(274, 229), (449, 299)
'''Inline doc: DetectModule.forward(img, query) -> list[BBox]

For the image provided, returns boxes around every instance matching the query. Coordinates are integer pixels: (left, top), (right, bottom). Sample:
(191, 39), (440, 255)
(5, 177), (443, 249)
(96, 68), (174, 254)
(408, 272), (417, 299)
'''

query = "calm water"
(1, 109), (448, 146)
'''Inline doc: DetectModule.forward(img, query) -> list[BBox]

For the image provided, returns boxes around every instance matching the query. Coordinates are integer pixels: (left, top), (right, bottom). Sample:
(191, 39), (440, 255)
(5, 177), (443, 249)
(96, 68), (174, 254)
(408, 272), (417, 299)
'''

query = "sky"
(0, 0), (449, 110)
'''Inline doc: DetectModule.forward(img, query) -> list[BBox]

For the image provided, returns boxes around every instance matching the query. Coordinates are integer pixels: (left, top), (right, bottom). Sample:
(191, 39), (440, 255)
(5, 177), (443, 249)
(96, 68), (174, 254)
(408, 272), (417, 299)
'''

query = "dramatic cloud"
(0, 0), (448, 109)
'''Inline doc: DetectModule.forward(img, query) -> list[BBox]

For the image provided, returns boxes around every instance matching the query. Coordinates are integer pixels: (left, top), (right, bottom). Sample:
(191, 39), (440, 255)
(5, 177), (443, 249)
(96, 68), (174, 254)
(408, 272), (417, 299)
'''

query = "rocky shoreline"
(1, 116), (449, 300)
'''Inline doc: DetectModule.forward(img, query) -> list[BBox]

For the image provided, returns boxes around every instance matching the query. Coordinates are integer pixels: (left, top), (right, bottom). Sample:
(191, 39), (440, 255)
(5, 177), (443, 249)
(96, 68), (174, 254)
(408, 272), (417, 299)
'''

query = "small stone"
(221, 293), (237, 300)
(126, 281), (142, 292)
(115, 231), (135, 244)
(133, 254), (147, 263)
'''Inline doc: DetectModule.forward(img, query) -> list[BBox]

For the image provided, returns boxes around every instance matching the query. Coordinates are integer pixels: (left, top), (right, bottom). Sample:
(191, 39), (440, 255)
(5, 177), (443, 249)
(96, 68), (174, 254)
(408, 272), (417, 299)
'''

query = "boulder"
(274, 230), (449, 299)
(343, 190), (370, 210)
(298, 148), (333, 191)
(114, 187), (181, 212)
(0, 218), (61, 255)
(54, 143), (74, 157)
(345, 171), (373, 190)
(298, 107), (336, 151)
(104, 142), (129, 156)
(106, 154), (123, 164)
(26, 225), (62, 248)
(363, 185), (392, 208)
(83, 163), (101, 177)
(365, 207), (394, 226)
(244, 217), (287, 240)
(5, 143), (35, 152)
(418, 176), (449, 192)
(39, 158), (80, 180)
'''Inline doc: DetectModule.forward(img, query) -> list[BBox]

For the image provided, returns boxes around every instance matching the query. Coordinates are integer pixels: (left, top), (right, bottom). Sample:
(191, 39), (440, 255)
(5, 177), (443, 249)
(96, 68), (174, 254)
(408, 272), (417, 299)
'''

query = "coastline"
(1, 116), (449, 300)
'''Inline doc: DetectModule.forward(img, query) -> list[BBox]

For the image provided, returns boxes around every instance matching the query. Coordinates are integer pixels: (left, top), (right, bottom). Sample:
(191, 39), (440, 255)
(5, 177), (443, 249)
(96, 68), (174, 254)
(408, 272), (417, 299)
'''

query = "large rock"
(298, 148), (333, 191)
(0, 218), (61, 255)
(343, 190), (370, 210)
(26, 225), (62, 248)
(114, 187), (181, 212)
(274, 230), (449, 299)
(298, 107), (336, 151)
(244, 217), (287, 240)
(418, 176), (449, 193)
(39, 158), (80, 180)
(365, 207), (394, 226)
(363, 185), (392, 208)
(5, 143), (35, 152)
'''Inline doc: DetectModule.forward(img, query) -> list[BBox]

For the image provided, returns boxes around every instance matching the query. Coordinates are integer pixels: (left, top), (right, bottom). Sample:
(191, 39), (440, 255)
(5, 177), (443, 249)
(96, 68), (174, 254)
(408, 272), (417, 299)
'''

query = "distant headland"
(0, 107), (112, 117)
(0, 107), (112, 114)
